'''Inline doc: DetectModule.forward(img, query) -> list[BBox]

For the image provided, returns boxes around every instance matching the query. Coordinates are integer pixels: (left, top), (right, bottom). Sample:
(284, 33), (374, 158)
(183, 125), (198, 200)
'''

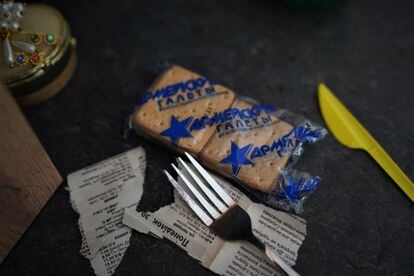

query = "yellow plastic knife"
(318, 83), (414, 202)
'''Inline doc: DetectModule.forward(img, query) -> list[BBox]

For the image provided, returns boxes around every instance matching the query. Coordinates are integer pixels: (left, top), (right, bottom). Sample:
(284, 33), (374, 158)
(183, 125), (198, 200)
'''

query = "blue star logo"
(219, 141), (253, 175)
(160, 115), (193, 144)
(282, 177), (320, 200)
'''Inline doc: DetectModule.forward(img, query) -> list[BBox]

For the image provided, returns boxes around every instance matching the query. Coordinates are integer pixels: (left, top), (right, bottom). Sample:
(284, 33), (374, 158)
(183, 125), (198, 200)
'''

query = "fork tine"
(164, 170), (213, 226)
(177, 157), (228, 213)
(184, 152), (235, 206)
(171, 164), (220, 219)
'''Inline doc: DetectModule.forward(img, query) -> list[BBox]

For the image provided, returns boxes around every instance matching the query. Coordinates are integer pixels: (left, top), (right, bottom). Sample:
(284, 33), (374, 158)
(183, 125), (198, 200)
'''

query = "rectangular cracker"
(132, 65), (236, 155)
(200, 99), (294, 193)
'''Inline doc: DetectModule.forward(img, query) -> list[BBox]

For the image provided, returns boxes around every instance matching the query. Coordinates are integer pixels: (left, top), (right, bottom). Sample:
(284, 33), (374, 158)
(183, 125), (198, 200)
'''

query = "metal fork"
(163, 152), (300, 276)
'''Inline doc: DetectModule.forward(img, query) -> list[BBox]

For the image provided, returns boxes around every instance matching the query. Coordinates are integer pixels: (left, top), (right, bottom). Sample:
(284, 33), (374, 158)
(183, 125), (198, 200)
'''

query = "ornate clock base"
(16, 45), (77, 107)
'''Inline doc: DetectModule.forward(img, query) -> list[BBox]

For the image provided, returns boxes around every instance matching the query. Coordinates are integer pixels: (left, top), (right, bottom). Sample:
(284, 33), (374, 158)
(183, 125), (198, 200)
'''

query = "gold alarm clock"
(0, 1), (76, 107)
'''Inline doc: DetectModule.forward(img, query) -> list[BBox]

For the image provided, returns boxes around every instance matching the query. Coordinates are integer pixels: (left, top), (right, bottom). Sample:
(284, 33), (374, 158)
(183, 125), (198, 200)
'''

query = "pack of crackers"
(128, 65), (327, 213)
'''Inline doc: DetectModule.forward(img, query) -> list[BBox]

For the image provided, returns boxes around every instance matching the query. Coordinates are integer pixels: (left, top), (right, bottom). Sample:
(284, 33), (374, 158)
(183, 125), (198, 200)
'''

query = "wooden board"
(0, 84), (62, 263)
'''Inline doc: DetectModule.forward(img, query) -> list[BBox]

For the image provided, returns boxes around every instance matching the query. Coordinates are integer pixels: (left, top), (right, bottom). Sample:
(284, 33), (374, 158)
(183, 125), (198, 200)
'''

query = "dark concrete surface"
(1, 0), (413, 275)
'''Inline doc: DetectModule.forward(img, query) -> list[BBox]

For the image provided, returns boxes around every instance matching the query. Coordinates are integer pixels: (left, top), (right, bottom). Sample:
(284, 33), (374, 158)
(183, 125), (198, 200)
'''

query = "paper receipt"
(67, 147), (146, 276)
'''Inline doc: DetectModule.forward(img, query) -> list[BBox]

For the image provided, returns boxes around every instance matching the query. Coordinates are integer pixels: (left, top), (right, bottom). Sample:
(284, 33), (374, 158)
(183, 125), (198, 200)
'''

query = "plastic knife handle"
(368, 143), (414, 202)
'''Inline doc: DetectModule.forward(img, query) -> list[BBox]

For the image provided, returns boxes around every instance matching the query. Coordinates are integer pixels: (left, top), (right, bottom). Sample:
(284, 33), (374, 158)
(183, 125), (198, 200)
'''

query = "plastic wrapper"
(128, 65), (236, 155)
(127, 64), (327, 213)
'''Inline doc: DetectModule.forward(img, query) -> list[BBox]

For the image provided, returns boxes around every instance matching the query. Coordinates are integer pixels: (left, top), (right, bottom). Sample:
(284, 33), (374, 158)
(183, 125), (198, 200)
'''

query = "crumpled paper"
(67, 147), (146, 276)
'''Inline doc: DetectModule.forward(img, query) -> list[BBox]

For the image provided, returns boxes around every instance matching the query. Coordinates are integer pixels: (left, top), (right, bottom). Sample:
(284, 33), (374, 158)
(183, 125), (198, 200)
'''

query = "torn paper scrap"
(68, 147), (146, 276)
(123, 169), (306, 276)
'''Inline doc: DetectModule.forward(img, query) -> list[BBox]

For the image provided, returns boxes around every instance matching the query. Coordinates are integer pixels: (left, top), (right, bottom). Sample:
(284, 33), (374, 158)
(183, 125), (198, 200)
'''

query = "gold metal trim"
(3, 5), (73, 88)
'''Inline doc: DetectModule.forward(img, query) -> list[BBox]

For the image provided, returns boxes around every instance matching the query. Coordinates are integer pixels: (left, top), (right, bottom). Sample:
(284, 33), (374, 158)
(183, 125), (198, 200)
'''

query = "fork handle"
(247, 235), (300, 276)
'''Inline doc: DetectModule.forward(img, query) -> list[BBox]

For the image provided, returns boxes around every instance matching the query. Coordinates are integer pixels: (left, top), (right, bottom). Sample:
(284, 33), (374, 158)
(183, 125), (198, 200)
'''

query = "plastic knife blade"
(318, 83), (414, 202)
